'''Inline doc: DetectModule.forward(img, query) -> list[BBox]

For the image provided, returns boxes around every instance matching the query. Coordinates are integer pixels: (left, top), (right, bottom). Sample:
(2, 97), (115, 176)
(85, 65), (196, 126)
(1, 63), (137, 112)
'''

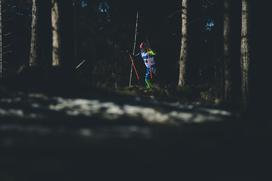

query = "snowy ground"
(2, 91), (263, 181)
(0, 91), (237, 147)
(0, 92), (234, 124)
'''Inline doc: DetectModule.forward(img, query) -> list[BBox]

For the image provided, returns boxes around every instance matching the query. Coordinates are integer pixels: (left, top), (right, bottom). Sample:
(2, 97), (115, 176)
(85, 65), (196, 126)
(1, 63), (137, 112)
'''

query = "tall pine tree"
(52, 0), (61, 66)
(223, 0), (232, 101)
(29, 0), (40, 66)
(240, 0), (250, 106)
(178, 0), (188, 87)
(0, 0), (2, 78)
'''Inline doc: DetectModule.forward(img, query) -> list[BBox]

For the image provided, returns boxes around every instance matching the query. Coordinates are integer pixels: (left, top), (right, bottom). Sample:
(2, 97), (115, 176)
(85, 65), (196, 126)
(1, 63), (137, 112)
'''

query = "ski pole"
(129, 54), (140, 81)
(129, 11), (139, 87)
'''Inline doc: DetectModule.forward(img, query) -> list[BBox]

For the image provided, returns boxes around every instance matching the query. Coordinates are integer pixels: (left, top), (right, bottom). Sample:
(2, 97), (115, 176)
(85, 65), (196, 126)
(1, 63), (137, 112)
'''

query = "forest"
(0, 0), (271, 180)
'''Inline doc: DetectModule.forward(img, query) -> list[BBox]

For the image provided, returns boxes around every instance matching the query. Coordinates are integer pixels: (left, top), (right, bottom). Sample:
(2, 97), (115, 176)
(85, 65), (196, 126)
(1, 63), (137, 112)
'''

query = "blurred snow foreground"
(0, 93), (233, 125)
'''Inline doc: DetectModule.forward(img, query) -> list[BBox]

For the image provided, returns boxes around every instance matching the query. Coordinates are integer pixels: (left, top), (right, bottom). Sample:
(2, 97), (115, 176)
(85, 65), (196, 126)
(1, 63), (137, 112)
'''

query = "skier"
(135, 41), (156, 89)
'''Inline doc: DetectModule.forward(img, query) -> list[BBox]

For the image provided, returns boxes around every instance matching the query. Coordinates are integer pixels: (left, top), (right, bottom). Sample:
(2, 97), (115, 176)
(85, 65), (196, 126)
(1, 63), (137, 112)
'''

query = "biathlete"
(135, 42), (156, 89)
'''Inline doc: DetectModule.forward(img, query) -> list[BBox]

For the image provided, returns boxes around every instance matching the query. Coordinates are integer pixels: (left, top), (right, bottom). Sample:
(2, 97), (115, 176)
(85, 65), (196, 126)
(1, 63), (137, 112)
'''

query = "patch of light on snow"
(165, 102), (194, 110)
(169, 111), (193, 122)
(32, 103), (40, 108)
(79, 128), (93, 137)
(106, 105), (124, 115)
(123, 105), (170, 123)
(0, 108), (44, 119)
(47, 97), (232, 124)
(49, 98), (124, 118)
(50, 98), (92, 115)
(198, 108), (232, 116)
(169, 110), (226, 123)
(28, 93), (49, 100)
(0, 108), (24, 117)
(190, 114), (221, 123)
(0, 98), (22, 103)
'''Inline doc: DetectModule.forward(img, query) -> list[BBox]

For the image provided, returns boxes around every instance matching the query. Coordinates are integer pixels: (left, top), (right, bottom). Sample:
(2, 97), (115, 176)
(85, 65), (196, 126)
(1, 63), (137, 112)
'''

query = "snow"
(0, 93), (233, 125)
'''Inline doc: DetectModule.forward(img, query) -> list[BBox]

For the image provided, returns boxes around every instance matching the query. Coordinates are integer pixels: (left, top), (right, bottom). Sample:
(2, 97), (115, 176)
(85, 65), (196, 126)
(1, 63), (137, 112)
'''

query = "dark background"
(0, 0), (271, 180)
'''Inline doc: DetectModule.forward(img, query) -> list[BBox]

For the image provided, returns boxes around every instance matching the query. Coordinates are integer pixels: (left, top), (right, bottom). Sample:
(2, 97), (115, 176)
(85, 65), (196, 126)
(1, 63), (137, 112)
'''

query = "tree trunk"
(178, 0), (188, 87)
(240, 0), (250, 106)
(73, 0), (79, 66)
(0, 0), (2, 78)
(29, 0), (39, 66)
(223, 0), (232, 100)
(52, 0), (61, 66)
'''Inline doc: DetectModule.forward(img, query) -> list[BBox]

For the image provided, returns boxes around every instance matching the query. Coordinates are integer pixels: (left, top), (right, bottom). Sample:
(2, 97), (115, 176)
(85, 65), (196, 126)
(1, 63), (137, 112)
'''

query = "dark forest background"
(1, 0), (271, 119)
(1, 0), (272, 180)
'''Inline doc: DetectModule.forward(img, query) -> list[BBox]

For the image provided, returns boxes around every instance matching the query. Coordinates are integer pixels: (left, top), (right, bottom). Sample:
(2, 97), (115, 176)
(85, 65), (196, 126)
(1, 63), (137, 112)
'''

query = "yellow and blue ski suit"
(140, 49), (156, 89)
